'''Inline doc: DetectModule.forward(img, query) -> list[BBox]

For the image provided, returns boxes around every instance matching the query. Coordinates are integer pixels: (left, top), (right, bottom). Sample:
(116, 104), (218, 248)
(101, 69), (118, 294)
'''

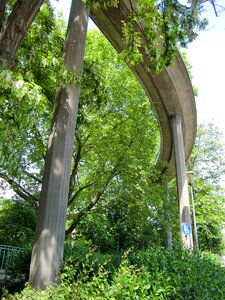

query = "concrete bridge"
(90, 0), (196, 250)
(90, 2), (196, 178)
(29, 0), (197, 289)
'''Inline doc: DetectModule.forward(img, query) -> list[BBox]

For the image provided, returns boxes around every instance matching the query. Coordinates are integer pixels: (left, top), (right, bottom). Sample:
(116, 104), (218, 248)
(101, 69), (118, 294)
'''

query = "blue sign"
(181, 222), (192, 236)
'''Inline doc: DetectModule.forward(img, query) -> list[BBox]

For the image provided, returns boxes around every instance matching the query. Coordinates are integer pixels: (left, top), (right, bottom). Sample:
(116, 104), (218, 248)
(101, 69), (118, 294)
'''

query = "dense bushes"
(2, 245), (225, 299)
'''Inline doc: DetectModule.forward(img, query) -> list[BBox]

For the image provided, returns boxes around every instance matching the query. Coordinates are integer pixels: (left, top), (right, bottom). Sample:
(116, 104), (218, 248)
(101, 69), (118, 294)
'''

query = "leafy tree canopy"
(0, 199), (36, 247)
(0, 0), (222, 71)
(0, 4), (160, 242)
(187, 122), (225, 252)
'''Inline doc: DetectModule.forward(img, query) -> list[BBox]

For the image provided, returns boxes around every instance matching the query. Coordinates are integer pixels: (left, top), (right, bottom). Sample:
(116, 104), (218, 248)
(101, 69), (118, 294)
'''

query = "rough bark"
(0, 0), (44, 69)
(0, 0), (7, 32)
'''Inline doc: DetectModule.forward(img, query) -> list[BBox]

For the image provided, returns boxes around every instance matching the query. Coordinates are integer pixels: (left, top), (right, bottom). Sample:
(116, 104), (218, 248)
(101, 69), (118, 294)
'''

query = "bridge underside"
(90, 1), (197, 177)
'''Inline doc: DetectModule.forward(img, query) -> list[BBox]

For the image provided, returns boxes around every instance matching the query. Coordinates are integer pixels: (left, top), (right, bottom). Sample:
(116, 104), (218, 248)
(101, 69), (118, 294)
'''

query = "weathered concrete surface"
(171, 115), (193, 249)
(29, 0), (89, 289)
(90, 1), (197, 176)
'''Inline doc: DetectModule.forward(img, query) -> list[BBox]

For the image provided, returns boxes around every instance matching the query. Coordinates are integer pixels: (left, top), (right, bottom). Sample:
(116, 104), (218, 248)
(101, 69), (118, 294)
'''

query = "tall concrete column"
(170, 115), (193, 249)
(29, 0), (89, 289)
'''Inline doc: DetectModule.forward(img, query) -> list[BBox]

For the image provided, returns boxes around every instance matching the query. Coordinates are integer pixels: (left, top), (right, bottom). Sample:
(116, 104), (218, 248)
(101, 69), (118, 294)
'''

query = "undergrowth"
(2, 245), (225, 299)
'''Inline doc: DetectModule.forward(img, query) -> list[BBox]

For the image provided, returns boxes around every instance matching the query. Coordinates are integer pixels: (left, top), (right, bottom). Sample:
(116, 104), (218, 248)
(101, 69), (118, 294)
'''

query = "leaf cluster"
(3, 246), (225, 299)
(66, 30), (160, 233)
(121, 0), (208, 73)
(0, 3), (66, 205)
(0, 199), (36, 247)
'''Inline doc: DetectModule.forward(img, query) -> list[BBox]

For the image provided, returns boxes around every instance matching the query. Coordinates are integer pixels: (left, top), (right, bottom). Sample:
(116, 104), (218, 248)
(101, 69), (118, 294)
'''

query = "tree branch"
(210, 0), (218, 16)
(66, 167), (117, 236)
(66, 137), (134, 235)
(33, 126), (47, 161)
(24, 170), (42, 184)
(0, 171), (39, 206)
(68, 182), (94, 206)
(0, 0), (6, 33)
(69, 133), (83, 197)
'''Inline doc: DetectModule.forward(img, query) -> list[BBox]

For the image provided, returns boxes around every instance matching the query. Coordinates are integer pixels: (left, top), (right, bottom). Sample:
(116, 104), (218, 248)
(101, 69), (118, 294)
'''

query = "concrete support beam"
(171, 115), (193, 249)
(29, 0), (89, 289)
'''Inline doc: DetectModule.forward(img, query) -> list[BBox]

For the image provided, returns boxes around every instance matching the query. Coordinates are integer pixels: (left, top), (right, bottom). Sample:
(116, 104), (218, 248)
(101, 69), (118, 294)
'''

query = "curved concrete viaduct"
(29, 0), (197, 289)
(90, 1), (197, 250)
(90, 1), (197, 177)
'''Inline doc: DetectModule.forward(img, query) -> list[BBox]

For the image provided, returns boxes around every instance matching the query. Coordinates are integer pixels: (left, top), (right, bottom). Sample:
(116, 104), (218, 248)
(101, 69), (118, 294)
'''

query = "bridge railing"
(0, 244), (22, 271)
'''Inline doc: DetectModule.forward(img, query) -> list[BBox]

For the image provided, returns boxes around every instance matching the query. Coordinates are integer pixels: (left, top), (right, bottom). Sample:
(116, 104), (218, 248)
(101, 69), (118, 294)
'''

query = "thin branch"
(210, 0), (218, 16)
(0, 171), (39, 205)
(66, 167), (117, 236)
(66, 136), (135, 235)
(69, 133), (82, 197)
(24, 170), (42, 184)
(80, 144), (94, 157)
(32, 125), (47, 161)
(68, 182), (94, 206)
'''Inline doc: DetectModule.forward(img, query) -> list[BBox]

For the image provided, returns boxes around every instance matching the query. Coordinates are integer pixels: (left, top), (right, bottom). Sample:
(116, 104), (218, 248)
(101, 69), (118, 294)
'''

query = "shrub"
(2, 246), (225, 299)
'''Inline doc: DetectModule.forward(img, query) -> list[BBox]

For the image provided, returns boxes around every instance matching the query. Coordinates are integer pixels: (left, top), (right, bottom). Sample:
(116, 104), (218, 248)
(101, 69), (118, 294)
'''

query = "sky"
(185, 5), (225, 138)
(54, 0), (225, 138)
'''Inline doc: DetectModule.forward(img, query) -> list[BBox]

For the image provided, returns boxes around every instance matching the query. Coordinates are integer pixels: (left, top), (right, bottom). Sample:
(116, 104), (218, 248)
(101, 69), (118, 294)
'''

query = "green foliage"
(66, 29), (160, 234)
(121, 0), (178, 72)
(121, 0), (207, 72)
(0, 199), (35, 293)
(188, 122), (225, 186)
(0, 199), (36, 247)
(194, 183), (225, 253)
(0, 3), (65, 204)
(187, 122), (225, 252)
(131, 246), (225, 299)
(77, 181), (167, 252)
(84, 0), (208, 73)
(3, 246), (225, 299)
(82, 0), (119, 9)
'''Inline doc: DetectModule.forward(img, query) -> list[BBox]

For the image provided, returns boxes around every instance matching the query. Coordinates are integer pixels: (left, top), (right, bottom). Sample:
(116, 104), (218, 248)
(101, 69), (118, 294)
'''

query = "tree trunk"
(0, 0), (7, 32)
(0, 0), (44, 69)
(29, 0), (89, 290)
(162, 178), (172, 249)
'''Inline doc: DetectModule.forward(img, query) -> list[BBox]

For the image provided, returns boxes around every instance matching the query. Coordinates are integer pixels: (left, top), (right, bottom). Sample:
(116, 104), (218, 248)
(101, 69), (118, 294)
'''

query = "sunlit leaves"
(82, 0), (118, 9)
(0, 3), (65, 200)
(0, 69), (49, 175)
(187, 122), (225, 252)
(188, 122), (225, 186)
(121, 0), (208, 73)
(64, 29), (161, 237)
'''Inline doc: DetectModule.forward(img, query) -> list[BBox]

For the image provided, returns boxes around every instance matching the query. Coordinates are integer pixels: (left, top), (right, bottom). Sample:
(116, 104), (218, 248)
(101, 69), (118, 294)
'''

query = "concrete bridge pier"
(171, 114), (193, 249)
(29, 0), (89, 289)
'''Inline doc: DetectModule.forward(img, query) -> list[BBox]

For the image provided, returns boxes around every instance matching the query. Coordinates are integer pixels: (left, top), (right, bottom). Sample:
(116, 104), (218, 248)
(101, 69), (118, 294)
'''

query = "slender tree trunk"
(29, 0), (89, 290)
(162, 177), (172, 249)
(0, 0), (44, 69)
(0, 0), (7, 32)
